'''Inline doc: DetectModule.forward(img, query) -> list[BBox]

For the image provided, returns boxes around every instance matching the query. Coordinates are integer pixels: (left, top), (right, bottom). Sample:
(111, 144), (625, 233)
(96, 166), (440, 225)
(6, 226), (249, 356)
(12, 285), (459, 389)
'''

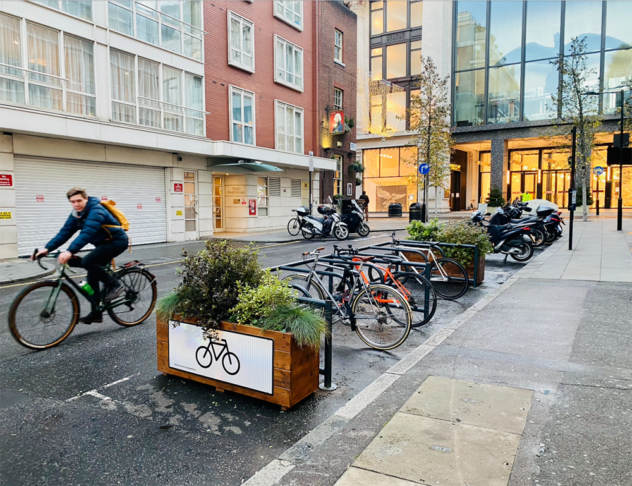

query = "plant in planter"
(349, 161), (364, 175)
(436, 220), (494, 281)
(406, 218), (444, 242)
(486, 188), (505, 212)
(355, 176), (362, 186)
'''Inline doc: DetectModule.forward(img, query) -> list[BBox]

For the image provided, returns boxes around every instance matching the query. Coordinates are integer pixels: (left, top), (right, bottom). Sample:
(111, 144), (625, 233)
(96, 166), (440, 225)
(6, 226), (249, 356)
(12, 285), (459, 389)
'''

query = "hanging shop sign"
(249, 199), (257, 216)
(0, 174), (13, 187)
(330, 111), (345, 135)
(168, 321), (274, 395)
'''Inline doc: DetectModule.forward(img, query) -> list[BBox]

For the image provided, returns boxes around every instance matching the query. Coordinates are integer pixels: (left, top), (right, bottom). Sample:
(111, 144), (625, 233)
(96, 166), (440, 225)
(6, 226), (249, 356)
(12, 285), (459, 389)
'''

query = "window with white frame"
(274, 36), (303, 91)
(0, 14), (96, 116)
(257, 177), (268, 216)
(333, 155), (342, 196)
(36, 1), (93, 21)
(228, 11), (254, 72)
(274, 1), (302, 30)
(334, 88), (343, 111)
(107, 1), (203, 61)
(109, 48), (204, 135)
(334, 29), (343, 63)
(230, 86), (255, 145)
(275, 100), (303, 154)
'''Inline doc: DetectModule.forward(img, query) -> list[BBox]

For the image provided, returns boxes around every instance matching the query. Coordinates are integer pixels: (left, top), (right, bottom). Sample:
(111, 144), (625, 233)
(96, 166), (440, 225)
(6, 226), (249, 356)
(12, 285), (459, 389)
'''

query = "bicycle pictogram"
(195, 337), (241, 375)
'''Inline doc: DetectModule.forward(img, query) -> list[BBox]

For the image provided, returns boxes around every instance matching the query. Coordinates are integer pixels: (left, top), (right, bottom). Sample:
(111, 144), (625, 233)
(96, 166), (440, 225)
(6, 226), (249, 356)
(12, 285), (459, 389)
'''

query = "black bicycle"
(195, 338), (240, 375)
(8, 251), (157, 350)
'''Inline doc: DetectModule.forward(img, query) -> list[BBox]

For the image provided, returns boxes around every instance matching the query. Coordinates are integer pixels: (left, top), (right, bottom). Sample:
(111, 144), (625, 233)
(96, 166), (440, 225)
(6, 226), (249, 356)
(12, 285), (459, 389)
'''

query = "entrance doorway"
(450, 170), (462, 211)
(213, 176), (224, 232)
(184, 170), (198, 241)
(509, 171), (537, 202)
(542, 171), (570, 208)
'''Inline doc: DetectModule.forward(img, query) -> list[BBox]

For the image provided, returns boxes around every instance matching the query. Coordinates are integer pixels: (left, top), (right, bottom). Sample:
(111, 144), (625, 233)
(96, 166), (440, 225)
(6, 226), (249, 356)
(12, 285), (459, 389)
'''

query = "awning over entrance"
(208, 160), (284, 174)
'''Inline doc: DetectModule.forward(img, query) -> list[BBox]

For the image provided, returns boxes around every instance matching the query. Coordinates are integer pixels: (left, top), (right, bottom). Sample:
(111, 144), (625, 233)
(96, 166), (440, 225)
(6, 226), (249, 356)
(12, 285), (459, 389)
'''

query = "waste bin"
(409, 203), (423, 222)
(388, 203), (402, 218)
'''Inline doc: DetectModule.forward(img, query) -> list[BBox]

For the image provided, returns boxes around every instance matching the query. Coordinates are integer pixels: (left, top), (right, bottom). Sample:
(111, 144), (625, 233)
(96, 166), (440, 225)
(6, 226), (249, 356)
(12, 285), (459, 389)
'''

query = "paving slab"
(400, 376), (533, 435)
(334, 467), (422, 486)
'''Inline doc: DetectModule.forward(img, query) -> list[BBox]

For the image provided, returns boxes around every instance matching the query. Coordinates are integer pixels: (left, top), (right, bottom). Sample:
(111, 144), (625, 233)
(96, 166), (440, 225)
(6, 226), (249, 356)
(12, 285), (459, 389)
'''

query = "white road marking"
(241, 460), (295, 486)
(84, 390), (112, 401)
(66, 373), (138, 402)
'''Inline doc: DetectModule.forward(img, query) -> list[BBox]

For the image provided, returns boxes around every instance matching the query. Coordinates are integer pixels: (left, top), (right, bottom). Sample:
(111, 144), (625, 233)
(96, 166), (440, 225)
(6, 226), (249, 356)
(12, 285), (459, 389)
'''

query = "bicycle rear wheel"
(8, 281), (79, 350)
(429, 258), (469, 300)
(351, 284), (412, 350)
(287, 218), (301, 236)
(107, 268), (157, 326)
(392, 273), (437, 327)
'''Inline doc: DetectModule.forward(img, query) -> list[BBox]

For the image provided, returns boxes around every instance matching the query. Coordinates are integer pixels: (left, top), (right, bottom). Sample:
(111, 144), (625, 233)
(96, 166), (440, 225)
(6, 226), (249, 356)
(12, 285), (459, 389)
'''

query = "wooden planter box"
(157, 317), (319, 410)
(402, 250), (486, 285)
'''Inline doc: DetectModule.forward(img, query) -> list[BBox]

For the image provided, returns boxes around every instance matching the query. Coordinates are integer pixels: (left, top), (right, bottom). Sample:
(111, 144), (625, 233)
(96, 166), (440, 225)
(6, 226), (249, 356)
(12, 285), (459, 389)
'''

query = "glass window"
(455, 69), (485, 126)
(230, 86), (255, 145)
(456, 1), (487, 70)
(564, 1), (603, 54)
(163, 66), (183, 131)
(162, 23), (182, 54)
(525, 1), (561, 61)
(257, 177), (268, 216)
(229, 12), (254, 72)
(370, 94), (384, 132)
(511, 151), (539, 171)
(561, 52), (601, 116)
(335, 30), (343, 63)
(400, 147), (418, 175)
(371, 47), (383, 80)
(606, 1), (632, 49)
(371, 1), (384, 35)
(364, 149), (380, 178)
(64, 35), (95, 116)
(138, 58), (161, 128)
(108, 2), (133, 36)
(410, 40), (422, 76)
(160, 1), (180, 20)
(334, 88), (343, 110)
(386, 1), (407, 32)
(276, 101), (303, 154)
(386, 43), (407, 79)
(333, 155), (342, 196)
(523, 60), (558, 121)
(410, 1), (422, 28)
(185, 73), (204, 135)
(27, 23), (62, 111)
(183, 1), (202, 28)
(380, 148), (400, 176)
(488, 64), (521, 124)
(62, 1), (92, 21)
(275, 36), (303, 90)
(0, 13), (25, 104)
(386, 91), (406, 132)
(542, 150), (570, 170)
(603, 49), (632, 114)
(275, 1), (302, 30)
(110, 49), (135, 123)
(136, 13), (159, 44)
(489, 1), (523, 66)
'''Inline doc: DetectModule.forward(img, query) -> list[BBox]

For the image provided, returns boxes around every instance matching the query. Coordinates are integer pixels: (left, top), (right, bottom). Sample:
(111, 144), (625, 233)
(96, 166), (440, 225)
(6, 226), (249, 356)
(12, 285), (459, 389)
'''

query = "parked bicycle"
(8, 251), (157, 350)
(196, 338), (240, 375)
(281, 247), (412, 350)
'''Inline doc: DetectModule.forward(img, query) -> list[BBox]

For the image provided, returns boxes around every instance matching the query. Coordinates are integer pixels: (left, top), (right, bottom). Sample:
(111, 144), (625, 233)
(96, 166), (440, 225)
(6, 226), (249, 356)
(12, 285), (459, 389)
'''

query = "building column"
(0, 134), (16, 259)
(166, 168), (185, 242)
(490, 137), (508, 198)
(197, 169), (214, 238)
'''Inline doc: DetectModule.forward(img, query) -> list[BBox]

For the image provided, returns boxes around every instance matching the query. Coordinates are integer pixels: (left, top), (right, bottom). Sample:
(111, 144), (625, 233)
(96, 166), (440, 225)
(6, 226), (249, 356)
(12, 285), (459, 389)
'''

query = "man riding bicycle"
(34, 187), (128, 324)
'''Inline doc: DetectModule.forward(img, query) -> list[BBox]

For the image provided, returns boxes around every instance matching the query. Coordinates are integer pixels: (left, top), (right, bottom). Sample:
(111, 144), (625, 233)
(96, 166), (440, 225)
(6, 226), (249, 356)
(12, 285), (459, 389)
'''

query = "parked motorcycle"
(340, 200), (371, 237)
(472, 210), (534, 262)
(294, 205), (349, 240)
(490, 200), (551, 248)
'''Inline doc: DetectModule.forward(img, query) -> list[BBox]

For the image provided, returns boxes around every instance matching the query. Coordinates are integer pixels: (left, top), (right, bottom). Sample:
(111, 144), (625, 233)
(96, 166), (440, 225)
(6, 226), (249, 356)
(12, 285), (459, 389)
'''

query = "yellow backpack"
(101, 200), (130, 231)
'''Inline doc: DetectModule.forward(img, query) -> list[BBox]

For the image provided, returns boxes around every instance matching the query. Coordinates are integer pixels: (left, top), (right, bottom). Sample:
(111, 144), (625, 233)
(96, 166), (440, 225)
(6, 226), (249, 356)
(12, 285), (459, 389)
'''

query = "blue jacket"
(46, 197), (128, 254)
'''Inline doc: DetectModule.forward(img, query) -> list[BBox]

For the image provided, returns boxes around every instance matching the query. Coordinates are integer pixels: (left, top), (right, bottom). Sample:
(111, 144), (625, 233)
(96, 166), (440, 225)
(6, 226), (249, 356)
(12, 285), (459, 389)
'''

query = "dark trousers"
(69, 239), (128, 310)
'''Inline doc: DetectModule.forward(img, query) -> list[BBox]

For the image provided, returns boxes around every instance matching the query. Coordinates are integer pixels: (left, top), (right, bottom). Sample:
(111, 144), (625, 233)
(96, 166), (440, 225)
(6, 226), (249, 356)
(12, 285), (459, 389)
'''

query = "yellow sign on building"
(0, 211), (12, 220)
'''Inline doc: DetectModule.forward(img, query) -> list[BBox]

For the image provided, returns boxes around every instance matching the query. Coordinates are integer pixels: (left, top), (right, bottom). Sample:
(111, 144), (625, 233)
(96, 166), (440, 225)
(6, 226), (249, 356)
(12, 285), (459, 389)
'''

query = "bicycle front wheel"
(8, 281), (80, 350)
(429, 258), (469, 300)
(287, 218), (301, 236)
(351, 284), (412, 350)
(392, 273), (437, 327)
(107, 268), (157, 326)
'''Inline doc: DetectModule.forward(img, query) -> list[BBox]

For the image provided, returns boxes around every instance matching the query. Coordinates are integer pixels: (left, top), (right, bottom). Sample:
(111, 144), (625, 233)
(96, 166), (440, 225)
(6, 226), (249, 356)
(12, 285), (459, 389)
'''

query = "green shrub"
(258, 304), (329, 349)
(230, 271), (294, 326)
(167, 240), (264, 328)
(406, 218), (444, 242)
(156, 292), (180, 323)
(435, 220), (494, 266)
(486, 188), (505, 207)
(575, 184), (594, 206)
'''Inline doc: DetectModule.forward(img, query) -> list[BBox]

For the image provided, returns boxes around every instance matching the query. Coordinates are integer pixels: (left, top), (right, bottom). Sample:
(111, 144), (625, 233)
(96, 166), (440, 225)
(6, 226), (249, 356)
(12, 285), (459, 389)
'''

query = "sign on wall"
(0, 174), (13, 187)
(347, 183), (353, 196)
(0, 211), (12, 220)
(168, 321), (274, 395)
(227, 186), (247, 196)
(330, 111), (345, 134)
(174, 183), (183, 193)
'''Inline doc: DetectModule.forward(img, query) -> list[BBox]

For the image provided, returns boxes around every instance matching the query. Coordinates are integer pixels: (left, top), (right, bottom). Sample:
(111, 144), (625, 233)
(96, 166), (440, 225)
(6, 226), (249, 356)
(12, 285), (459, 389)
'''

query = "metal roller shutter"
(14, 157), (167, 255)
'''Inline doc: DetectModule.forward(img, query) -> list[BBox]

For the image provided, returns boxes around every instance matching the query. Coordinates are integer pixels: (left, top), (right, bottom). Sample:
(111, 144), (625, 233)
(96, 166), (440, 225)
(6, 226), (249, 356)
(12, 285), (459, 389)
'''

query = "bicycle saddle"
(352, 256), (375, 262)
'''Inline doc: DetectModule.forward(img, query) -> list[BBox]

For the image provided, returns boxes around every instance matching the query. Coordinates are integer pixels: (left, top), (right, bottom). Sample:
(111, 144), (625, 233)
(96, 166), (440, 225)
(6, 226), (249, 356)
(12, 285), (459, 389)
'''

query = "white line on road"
(66, 373), (139, 402)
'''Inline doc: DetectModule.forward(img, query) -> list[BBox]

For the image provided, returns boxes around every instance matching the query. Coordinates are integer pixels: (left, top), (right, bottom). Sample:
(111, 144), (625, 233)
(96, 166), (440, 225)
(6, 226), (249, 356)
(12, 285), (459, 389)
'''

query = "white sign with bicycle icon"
(168, 321), (274, 395)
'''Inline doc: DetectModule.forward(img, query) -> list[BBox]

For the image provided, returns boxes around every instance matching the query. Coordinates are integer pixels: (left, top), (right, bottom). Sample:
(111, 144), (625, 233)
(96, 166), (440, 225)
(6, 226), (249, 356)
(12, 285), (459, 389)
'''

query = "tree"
(550, 37), (601, 222)
(403, 56), (453, 218)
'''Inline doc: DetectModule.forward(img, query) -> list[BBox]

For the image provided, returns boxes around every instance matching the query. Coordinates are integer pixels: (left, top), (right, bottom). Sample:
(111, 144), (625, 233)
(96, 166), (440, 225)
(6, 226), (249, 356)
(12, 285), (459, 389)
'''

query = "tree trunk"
(434, 186), (439, 217)
(581, 173), (588, 222)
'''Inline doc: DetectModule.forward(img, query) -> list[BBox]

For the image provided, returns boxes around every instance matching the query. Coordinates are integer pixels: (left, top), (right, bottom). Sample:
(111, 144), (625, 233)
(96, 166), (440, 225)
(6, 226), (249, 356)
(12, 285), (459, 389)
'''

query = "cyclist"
(34, 187), (128, 324)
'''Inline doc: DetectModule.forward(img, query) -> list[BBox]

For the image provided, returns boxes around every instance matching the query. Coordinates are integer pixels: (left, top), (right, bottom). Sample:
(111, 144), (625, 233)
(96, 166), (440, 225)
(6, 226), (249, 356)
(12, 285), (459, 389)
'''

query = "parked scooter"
(471, 210), (535, 262)
(294, 205), (349, 240)
(542, 211), (565, 243)
(340, 199), (371, 237)
(490, 200), (550, 247)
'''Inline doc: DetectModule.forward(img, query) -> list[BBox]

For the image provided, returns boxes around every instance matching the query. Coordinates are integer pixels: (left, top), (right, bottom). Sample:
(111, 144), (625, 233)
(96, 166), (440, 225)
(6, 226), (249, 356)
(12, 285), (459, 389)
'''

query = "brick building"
(316, 0), (358, 203)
